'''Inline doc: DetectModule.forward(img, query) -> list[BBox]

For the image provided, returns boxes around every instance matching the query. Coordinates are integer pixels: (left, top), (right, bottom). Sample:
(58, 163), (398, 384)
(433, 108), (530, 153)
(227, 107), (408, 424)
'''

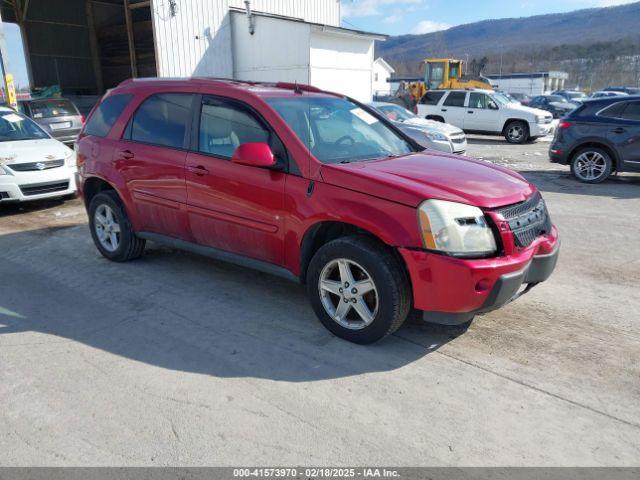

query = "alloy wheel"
(508, 125), (524, 142)
(574, 151), (607, 181)
(318, 258), (379, 330)
(94, 204), (121, 252)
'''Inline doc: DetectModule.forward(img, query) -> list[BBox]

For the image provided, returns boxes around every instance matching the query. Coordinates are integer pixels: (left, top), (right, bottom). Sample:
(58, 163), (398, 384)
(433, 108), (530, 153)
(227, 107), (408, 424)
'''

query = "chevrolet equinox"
(76, 78), (559, 344)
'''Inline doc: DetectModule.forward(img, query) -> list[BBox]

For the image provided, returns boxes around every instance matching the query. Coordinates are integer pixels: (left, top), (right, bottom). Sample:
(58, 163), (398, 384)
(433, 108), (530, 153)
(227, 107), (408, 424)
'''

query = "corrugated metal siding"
(152, 0), (233, 77)
(152, 0), (341, 77)
(229, 0), (340, 26)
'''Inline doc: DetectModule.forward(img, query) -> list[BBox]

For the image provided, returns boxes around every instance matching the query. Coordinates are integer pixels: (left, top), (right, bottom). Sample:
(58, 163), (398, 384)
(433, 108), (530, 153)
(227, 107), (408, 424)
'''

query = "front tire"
(570, 147), (612, 183)
(89, 191), (145, 262)
(504, 120), (529, 144)
(306, 236), (411, 344)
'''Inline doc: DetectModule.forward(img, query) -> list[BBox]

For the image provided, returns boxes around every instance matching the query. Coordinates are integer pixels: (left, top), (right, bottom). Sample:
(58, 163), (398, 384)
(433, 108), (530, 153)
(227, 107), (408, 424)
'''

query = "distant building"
(372, 57), (395, 96)
(485, 71), (569, 95)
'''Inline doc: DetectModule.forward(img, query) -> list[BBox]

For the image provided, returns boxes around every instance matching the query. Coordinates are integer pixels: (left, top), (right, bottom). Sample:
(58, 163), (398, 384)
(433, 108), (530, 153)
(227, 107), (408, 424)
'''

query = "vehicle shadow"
(0, 226), (467, 382)
(518, 169), (640, 200)
(0, 196), (77, 219)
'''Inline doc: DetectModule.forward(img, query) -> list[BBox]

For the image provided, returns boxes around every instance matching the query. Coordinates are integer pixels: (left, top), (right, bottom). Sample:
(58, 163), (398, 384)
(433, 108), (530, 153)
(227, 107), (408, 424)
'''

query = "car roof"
(581, 94), (640, 105)
(114, 77), (341, 99)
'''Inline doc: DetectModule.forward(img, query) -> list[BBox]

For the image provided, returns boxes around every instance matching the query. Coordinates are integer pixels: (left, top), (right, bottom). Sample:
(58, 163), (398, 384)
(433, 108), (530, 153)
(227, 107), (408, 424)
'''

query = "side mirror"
(231, 142), (276, 168)
(488, 102), (498, 110)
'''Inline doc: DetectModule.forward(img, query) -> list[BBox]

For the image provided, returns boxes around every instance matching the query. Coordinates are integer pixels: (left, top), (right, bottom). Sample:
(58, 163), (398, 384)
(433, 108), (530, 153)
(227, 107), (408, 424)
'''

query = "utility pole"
(0, 13), (15, 108)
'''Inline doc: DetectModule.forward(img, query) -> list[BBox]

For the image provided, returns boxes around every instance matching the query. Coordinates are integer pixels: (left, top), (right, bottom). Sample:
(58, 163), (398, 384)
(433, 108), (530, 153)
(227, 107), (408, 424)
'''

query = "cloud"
(383, 12), (404, 23)
(411, 20), (451, 34)
(342, 0), (425, 18)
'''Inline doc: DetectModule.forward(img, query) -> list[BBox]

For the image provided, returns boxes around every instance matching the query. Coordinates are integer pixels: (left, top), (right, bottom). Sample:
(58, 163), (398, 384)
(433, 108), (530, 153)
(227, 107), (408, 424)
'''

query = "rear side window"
(620, 102), (640, 121)
(29, 99), (79, 119)
(85, 94), (132, 137)
(199, 98), (270, 158)
(129, 93), (194, 149)
(420, 91), (445, 105)
(443, 92), (466, 107)
(598, 102), (626, 119)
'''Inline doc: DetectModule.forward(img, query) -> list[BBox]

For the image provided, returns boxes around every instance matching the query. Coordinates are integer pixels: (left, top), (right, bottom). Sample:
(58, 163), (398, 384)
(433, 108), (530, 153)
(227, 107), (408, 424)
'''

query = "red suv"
(76, 78), (559, 344)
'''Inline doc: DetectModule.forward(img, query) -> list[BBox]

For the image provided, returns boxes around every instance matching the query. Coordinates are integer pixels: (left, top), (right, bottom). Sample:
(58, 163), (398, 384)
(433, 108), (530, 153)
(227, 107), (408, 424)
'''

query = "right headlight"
(0, 165), (11, 176)
(418, 199), (497, 257)
(424, 131), (448, 141)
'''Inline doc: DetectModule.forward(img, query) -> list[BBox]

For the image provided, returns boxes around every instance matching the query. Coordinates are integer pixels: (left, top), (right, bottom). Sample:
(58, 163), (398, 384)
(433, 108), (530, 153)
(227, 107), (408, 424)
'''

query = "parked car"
(590, 91), (629, 99)
(417, 89), (554, 144)
(552, 90), (587, 103)
(549, 96), (640, 183)
(528, 95), (578, 118)
(368, 101), (467, 154)
(76, 78), (559, 344)
(0, 106), (77, 202)
(18, 97), (84, 146)
(508, 92), (531, 106)
(603, 86), (640, 95)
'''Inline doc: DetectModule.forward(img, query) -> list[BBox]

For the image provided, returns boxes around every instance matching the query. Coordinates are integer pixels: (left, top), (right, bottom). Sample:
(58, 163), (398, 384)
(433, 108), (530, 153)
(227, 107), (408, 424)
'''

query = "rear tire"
(570, 147), (612, 183)
(306, 236), (411, 344)
(88, 191), (145, 262)
(504, 120), (529, 144)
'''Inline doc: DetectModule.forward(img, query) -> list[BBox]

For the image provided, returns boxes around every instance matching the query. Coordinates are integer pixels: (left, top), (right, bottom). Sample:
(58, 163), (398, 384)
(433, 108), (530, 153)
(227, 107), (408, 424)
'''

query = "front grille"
(0, 192), (10, 200)
(495, 191), (552, 248)
(19, 181), (69, 197)
(451, 135), (466, 144)
(8, 159), (65, 172)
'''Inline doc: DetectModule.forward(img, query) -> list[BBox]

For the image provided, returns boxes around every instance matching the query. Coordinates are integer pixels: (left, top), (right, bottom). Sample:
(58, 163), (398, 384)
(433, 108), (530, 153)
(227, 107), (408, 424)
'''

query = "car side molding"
(137, 232), (301, 283)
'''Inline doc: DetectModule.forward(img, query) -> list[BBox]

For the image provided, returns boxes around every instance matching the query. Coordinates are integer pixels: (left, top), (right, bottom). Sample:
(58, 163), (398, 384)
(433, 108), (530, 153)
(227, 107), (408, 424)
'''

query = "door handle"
(441, 108), (447, 112)
(187, 165), (209, 176)
(467, 110), (474, 114)
(118, 149), (134, 160)
(612, 127), (626, 134)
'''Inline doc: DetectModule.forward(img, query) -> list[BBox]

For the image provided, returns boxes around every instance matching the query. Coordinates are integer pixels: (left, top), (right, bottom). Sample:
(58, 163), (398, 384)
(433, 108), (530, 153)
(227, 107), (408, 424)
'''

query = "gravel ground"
(1, 136), (639, 466)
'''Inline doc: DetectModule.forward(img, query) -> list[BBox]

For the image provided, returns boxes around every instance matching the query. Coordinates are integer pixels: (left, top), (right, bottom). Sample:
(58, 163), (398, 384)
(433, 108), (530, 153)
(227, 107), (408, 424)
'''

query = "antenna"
(293, 81), (303, 95)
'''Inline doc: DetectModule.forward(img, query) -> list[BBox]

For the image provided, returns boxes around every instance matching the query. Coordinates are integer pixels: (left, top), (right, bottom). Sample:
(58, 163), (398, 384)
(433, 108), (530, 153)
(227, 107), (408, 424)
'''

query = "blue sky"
(2, 23), (29, 90)
(340, 0), (639, 35)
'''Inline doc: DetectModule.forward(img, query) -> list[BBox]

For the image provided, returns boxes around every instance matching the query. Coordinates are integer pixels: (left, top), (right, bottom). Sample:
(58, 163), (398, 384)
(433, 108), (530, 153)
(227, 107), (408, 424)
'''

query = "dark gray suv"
(18, 98), (83, 146)
(549, 96), (640, 183)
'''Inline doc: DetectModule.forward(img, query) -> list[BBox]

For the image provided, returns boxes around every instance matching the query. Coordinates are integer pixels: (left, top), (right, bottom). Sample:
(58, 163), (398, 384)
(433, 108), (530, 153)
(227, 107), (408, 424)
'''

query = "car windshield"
(548, 95), (568, 103)
(267, 96), (414, 164)
(490, 92), (514, 106)
(0, 110), (49, 142)
(377, 104), (416, 122)
(28, 99), (79, 119)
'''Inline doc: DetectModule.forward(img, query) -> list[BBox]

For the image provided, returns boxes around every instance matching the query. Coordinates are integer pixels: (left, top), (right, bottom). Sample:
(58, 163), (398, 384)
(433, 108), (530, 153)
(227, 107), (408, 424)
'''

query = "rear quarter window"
(127, 93), (194, 149)
(85, 94), (132, 137)
(596, 101), (627, 119)
(420, 91), (445, 105)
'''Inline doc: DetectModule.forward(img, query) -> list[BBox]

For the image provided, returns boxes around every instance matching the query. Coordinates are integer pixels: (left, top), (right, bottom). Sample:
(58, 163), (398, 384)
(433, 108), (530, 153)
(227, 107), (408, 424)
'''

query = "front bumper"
(399, 227), (559, 325)
(0, 166), (77, 202)
(530, 122), (554, 137)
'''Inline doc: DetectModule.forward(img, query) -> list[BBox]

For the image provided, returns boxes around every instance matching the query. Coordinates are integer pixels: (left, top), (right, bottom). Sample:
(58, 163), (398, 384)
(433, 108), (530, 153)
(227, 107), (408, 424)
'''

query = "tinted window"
(620, 102), (640, 121)
(443, 92), (466, 107)
(130, 93), (193, 148)
(85, 94), (132, 137)
(29, 99), (79, 118)
(199, 98), (270, 158)
(598, 102), (627, 119)
(420, 91), (445, 105)
(468, 93), (488, 109)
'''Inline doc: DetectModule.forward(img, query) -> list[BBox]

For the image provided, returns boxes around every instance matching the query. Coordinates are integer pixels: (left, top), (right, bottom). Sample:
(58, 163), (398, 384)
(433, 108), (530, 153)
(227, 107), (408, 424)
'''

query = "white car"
(369, 101), (467, 154)
(590, 91), (629, 98)
(417, 89), (554, 144)
(0, 106), (77, 203)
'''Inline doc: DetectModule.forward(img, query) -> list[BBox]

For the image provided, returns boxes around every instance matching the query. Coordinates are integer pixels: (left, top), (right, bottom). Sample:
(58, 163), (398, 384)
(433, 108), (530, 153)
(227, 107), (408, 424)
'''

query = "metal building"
(2, 0), (384, 102)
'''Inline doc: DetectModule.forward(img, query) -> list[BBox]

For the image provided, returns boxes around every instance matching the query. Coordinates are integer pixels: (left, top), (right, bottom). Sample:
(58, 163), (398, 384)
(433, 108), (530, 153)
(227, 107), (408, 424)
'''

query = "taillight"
(80, 115), (85, 124)
(558, 121), (572, 129)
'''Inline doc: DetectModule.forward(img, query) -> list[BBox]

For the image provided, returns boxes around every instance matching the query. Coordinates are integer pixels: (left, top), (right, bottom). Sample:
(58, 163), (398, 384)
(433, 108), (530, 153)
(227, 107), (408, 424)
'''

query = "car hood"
(400, 117), (463, 135)
(0, 138), (72, 165)
(549, 102), (575, 110)
(320, 152), (535, 209)
(505, 102), (550, 118)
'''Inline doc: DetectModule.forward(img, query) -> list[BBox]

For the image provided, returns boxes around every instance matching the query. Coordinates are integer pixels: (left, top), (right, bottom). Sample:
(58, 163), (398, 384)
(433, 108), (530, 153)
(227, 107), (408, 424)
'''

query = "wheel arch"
(83, 176), (117, 209)
(426, 115), (445, 122)
(298, 221), (409, 285)
(501, 118), (530, 135)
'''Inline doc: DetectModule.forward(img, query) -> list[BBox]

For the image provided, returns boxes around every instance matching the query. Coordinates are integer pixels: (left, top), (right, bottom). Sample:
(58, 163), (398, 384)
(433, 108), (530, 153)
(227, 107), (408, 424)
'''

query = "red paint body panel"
(76, 78), (560, 317)
(400, 226), (558, 313)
